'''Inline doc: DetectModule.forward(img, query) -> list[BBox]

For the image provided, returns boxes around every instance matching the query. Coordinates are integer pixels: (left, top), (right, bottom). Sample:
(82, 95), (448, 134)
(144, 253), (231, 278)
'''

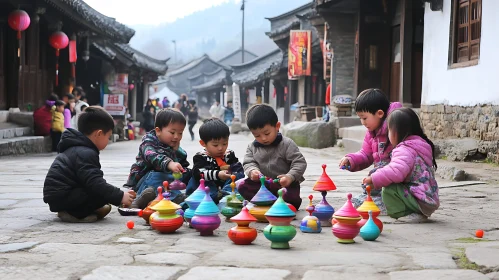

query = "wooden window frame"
(449, 0), (482, 68)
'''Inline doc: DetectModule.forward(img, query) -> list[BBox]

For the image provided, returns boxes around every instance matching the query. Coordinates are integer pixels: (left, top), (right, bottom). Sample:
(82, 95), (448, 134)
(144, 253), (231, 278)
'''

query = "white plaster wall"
(422, 0), (499, 106)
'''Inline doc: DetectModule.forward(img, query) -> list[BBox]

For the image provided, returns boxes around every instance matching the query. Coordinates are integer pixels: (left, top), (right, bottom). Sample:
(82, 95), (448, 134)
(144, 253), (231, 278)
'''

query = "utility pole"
(241, 0), (246, 63)
(172, 40), (177, 64)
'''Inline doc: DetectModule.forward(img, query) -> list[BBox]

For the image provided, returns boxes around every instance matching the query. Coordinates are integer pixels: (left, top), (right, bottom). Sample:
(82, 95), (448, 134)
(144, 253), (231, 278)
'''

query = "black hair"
(246, 104), (278, 129)
(65, 93), (75, 100)
(55, 100), (65, 107)
(155, 108), (186, 128)
(78, 106), (115, 135)
(72, 86), (85, 98)
(199, 118), (230, 143)
(387, 107), (437, 169)
(227, 100), (233, 104)
(355, 88), (390, 117)
(188, 100), (196, 106)
(48, 93), (59, 102)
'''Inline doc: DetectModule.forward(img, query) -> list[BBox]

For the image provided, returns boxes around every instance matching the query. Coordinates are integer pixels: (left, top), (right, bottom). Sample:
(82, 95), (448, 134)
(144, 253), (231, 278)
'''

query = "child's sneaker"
(396, 213), (428, 223)
(131, 187), (156, 209)
(95, 204), (112, 219)
(57, 212), (98, 223)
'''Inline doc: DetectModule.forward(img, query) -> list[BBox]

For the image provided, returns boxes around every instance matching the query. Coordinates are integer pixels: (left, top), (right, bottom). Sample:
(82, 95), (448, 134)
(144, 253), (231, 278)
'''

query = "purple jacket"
(371, 135), (440, 216)
(346, 102), (402, 171)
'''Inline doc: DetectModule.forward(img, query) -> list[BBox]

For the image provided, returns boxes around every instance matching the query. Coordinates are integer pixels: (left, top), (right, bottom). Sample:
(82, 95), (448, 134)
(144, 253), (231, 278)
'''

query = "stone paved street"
(0, 128), (498, 279)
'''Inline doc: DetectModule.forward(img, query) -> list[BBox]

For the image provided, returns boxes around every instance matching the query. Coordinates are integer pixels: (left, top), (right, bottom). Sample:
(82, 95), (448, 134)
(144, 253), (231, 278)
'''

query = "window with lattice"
(450, 0), (481, 65)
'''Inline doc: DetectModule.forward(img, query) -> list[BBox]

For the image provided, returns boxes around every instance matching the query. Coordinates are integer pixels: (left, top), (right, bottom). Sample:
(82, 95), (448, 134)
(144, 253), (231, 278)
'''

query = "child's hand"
(250, 170), (261, 181)
(218, 170), (231, 181)
(167, 161), (185, 173)
(363, 176), (373, 186)
(220, 165), (230, 171)
(128, 190), (136, 199)
(339, 157), (351, 169)
(121, 191), (134, 207)
(277, 174), (293, 188)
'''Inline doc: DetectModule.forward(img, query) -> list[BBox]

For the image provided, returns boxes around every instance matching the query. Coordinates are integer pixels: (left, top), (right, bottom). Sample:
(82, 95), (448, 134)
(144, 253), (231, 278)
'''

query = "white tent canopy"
(148, 86), (179, 102)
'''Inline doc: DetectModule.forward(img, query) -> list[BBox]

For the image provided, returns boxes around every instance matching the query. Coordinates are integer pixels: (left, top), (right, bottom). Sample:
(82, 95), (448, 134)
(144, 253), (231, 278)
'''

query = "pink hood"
(397, 136), (434, 168)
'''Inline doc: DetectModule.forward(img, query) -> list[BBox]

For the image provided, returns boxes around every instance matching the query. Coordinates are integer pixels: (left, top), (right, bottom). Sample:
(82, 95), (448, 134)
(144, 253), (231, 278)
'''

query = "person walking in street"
(362, 107), (439, 223)
(224, 101), (235, 126)
(175, 94), (189, 116)
(162, 97), (170, 108)
(209, 99), (225, 119)
(187, 100), (198, 141)
(142, 106), (156, 132)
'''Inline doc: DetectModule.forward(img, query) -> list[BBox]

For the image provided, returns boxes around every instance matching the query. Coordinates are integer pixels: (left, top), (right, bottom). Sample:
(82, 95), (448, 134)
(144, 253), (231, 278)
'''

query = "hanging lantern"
(49, 31), (69, 86)
(8, 10), (30, 40)
(129, 84), (135, 90)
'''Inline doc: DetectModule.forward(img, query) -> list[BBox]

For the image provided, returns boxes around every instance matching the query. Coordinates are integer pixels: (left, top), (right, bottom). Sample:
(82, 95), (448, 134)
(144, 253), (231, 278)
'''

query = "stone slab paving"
(0, 130), (497, 279)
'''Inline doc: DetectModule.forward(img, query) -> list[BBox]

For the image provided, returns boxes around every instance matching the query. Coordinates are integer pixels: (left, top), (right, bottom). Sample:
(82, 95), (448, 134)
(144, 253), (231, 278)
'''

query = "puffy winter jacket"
(43, 129), (123, 210)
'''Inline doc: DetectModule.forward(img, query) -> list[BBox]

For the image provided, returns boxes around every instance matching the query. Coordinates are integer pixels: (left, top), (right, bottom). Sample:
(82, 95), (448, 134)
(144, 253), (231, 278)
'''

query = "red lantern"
(49, 31), (69, 86)
(8, 10), (30, 40)
(129, 84), (135, 90)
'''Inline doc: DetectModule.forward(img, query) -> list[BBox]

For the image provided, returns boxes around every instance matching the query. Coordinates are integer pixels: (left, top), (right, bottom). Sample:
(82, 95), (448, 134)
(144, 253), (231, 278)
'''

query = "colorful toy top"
(306, 195), (315, 216)
(151, 192), (181, 213)
(169, 172), (186, 190)
(228, 175), (243, 206)
(250, 176), (277, 206)
(230, 201), (257, 223)
(185, 178), (207, 205)
(265, 189), (295, 217)
(335, 193), (361, 218)
(313, 164), (337, 192)
(194, 187), (220, 216)
(356, 186), (380, 213)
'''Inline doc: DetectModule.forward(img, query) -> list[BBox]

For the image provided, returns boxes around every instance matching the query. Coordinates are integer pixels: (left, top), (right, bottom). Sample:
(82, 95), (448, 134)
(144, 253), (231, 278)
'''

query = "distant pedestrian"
(162, 97), (170, 108)
(142, 106), (156, 132)
(187, 100), (198, 141)
(50, 100), (66, 152)
(43, 107), (136, 223)
(224, 101), (235, 125)
(209, 99), (225, 119)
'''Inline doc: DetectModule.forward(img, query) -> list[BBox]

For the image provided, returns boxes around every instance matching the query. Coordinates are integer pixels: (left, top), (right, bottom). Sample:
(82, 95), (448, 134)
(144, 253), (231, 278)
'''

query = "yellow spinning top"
(151, 183), (181, 214)
(356, 186), (380, 213)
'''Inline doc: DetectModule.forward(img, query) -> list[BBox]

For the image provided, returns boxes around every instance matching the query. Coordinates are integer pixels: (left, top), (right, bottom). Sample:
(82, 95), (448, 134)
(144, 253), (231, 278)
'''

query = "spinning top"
(191, 187), (222, 236)
(313, 164), (337, 192)
(150, 192), (184, 233)
(221, 175), (243, 220)
(249, 176), (277, 222)
(263, 188), (297, 249)
(357, 185), (383, 232)
(312, 164), (337, 227)
(169, 172), (186, 190)
(300, 195), (322, 233)
(228, 201), (258, 245)
(332, 193), (362, 244)
(184, 179), (208, 224)
(360, 210), (380, 241)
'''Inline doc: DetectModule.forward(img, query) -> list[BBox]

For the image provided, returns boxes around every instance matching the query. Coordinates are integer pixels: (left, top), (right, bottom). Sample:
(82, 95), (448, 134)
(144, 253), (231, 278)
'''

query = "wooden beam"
(399, 0), (413, 106)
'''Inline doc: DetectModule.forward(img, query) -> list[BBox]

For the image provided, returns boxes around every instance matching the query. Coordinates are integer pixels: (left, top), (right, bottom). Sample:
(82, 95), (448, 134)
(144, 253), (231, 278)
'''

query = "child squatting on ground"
(43, 107), (136, 223)
(239, 104), (307, 210)
(126, 108), (192, 209)
(185, 118), (245, 206)
(362, 107), (440, 223)
(339, 88), (402, 214)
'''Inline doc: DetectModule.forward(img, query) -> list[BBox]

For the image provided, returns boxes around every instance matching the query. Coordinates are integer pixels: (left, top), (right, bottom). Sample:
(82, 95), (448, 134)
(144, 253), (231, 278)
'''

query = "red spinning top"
(313, 164), (337, 192)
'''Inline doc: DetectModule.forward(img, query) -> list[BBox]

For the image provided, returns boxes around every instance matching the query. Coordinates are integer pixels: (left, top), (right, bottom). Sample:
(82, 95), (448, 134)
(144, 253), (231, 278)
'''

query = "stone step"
(0, 110), (8, 123)
(341, 138), (363, 154)
(0, 136), (49, 157)
(0, 123), (32, 139)
(334, 116), (361, 129)
(338, 125), (366, 139)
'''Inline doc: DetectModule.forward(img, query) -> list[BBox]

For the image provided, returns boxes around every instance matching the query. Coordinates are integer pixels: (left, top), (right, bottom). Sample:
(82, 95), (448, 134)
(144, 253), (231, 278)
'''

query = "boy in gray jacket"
(239, 104), (307, 210)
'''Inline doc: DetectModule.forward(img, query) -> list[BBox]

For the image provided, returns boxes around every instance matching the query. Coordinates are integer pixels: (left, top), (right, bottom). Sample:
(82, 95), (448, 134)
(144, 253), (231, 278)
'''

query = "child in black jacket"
(43, 107), (135, 223)
(185, 118), (244, 204)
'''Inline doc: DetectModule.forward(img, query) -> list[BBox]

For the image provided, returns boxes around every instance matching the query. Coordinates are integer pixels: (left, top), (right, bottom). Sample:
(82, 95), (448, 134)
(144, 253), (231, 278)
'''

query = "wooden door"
(389, 25), (401, 102)
(0, 24), (6, 109)
(411, 49), (423, 107)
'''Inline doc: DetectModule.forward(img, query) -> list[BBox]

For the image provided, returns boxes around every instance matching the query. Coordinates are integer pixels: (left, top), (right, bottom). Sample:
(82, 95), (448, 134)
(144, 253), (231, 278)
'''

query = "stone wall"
(326, 14), (356, 96)
(420, 104), (499, 163)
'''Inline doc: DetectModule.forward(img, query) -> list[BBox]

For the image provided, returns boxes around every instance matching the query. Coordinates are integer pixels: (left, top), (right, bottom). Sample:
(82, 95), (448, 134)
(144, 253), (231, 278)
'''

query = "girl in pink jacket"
(363, 108), (439, 223)
(339, 89), (402, 214)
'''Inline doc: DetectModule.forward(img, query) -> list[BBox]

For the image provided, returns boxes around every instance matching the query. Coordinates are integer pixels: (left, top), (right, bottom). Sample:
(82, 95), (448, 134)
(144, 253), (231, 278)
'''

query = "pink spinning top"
(334, 193), (361, 218)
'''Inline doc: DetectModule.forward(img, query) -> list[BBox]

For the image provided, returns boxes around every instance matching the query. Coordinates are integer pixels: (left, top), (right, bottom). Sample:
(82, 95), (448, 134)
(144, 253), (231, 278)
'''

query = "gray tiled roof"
(192, 68), (232, 91)
(44, 0), (135, 43)
(231, 49), (283, 87)
(167, 55), (229, 77)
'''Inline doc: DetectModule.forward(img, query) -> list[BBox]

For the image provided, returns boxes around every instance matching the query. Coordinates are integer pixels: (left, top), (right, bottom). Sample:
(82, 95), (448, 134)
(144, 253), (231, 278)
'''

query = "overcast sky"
(85, 0), (240, 26)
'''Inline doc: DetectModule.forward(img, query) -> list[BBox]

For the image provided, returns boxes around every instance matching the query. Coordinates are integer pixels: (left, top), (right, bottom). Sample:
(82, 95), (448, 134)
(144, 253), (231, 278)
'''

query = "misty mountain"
(129, 0), (311, 64)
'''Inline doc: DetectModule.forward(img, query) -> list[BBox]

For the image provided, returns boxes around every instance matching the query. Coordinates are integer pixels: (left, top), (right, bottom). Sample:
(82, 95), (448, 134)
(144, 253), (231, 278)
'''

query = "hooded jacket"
(371, 135), (440, 216)
(346, 102), (403, 171)
(43, 129), (124, 209)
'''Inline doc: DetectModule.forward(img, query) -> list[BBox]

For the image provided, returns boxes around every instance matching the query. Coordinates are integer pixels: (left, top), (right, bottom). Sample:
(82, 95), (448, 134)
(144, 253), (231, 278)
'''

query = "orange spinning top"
(313, 164), (337, 192)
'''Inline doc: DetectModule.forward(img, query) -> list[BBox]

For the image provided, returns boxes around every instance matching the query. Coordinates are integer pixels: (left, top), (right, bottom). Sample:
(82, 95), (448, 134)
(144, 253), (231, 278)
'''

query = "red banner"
(69, 40), (77, 63)
(288, 30), (312, 80)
